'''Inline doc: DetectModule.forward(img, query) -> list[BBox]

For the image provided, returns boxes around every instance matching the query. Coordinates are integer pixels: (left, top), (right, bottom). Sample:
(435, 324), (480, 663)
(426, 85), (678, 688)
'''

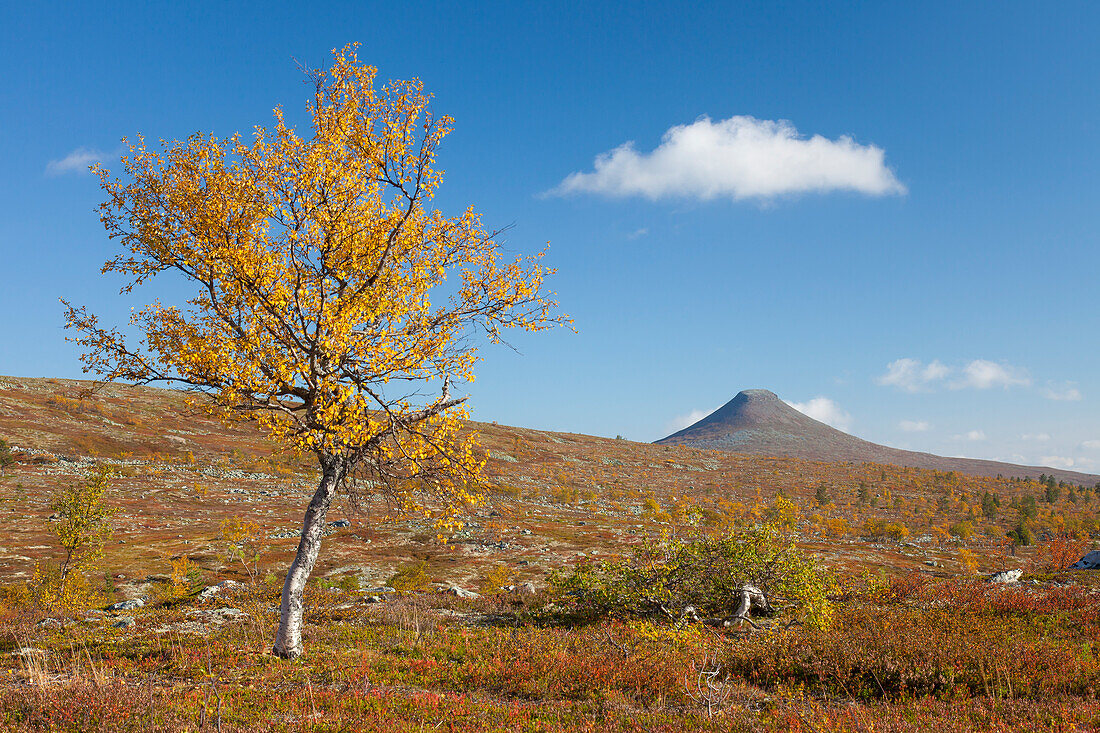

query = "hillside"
(657, 389), (1100, 485)
(1, 375), (1098, 591)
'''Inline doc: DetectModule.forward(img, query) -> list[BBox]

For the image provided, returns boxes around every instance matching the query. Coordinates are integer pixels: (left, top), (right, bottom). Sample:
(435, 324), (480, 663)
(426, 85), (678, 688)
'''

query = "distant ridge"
(656, 389), (1100, 485)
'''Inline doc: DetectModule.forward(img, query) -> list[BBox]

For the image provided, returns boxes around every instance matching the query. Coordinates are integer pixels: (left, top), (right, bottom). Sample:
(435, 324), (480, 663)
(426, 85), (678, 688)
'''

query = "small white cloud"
(952, 360), (1030, 390)
(550, 116), (905, 201)
(45, 147), (107, 176)
(1041, 456), (1076, 469)
(899, 420), (931, 432)
(1021, 433), (1051, 442)
(876, 358), (950, 392)
(953, 430), (987, 442)
(625, 227), (648, 240)
(1080, 440), (1100, 451)
(877, 358), (1030, 393)
(784, 397), (852, 431)
(1041, 382), (1083, 401)
(665, 407), (715, 434)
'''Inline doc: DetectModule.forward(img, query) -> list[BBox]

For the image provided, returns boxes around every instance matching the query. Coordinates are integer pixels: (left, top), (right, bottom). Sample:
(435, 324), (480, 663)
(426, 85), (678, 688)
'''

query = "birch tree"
(63, 45), (566, 658)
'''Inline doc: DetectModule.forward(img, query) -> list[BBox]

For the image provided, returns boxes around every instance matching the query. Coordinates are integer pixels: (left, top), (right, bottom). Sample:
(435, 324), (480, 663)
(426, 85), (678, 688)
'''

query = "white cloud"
(953, 430), (987, 442)
(1041, 382), (1083, 401)
(1041, 456), (1076, 469)
(1021, 433), (1051, 442)
(625, 227), (648, 240)
(876, 358), (950, 392)
(45, 147), (107, 176)
(1080, 440), (1100, 451)
(784, 397), (852, 431)
(899, 420), (931, 432)
(550, 116), (905, 201)
(665, 407), (714, 434)
(877, 358), (1029, 392)
(952, 360), (1030, 390)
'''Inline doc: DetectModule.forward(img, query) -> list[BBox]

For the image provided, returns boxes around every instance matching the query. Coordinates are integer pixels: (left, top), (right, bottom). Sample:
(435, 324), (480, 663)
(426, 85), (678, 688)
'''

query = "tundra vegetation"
(1, 378), (1100, 731)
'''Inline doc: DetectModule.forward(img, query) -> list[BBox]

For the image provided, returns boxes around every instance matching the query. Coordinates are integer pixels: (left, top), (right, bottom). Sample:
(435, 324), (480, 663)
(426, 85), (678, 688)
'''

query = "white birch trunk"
(272, 453), (345, 659)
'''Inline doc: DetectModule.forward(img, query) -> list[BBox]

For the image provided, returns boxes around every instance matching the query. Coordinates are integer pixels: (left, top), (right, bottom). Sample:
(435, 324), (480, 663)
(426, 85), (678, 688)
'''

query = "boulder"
(36, 618), (62, 630)
(107, 598), (144, 611)
(197, 579), (239, 603)
(113, 617), (135, 629)
(989, 569), (1022, 584)
(446, 586), (480, 599)
(330, 519), (351, 528)
(1069, 550), (1100, 570)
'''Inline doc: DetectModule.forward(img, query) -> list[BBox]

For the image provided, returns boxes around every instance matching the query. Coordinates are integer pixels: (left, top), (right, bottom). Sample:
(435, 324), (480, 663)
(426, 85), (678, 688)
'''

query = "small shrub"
(218, 516), (261, 581)
(163, 556), (204, 600)
(949, 521), (975, 541)
(0, 438), (14, 476)
(32, 467), (115, 613)
(550, 523), (835, 629)
(388, 560), (432, 594)
(479, 564), (511, 595)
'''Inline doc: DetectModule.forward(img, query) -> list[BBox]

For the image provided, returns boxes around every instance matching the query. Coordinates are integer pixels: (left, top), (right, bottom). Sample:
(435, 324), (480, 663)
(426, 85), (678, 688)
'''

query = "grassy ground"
(2, 573), (1099, 731)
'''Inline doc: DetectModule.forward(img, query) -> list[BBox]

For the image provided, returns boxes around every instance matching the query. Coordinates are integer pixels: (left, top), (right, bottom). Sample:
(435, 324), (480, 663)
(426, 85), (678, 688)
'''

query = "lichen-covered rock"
(989, 569), (1022, 584)
(1069, 550), (1100, 570)
(446, 586), (480, 599)
(197, 579), (240, 603)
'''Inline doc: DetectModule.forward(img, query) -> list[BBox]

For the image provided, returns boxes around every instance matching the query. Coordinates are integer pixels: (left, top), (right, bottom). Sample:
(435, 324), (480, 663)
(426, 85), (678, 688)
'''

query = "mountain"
(656, 389), (1100, 485)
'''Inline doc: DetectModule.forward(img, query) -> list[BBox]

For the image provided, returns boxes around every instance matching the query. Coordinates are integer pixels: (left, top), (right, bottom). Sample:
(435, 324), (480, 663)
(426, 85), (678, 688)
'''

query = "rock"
(330, 519), (351, 528)
(205, 608), (248, 623)
(12, 647), (47, 659)
(520, 529), (533, 535)
(36, 618), (62, 629)
(1069, 550), (1100, 570)
(113, 617), (135, 628)
(362, 586), (396, 595)
(446, 586), (480, 599)
(990, 569), (1022, 584)
(186, 607), (249, 624)
(197, 579), (240, 603)
(518, 581), (536, 595)
(107, 598), (144, 611)
(365, 595), (383, 603)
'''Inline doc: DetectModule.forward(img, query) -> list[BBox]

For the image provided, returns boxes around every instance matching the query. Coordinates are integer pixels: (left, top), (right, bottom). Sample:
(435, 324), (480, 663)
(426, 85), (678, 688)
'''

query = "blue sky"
(2, 2), (1099, 471)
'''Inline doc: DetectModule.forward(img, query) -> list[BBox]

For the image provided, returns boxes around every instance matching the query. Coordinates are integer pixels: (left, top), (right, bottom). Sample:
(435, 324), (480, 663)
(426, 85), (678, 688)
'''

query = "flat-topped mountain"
(657, 389), (1100, 485)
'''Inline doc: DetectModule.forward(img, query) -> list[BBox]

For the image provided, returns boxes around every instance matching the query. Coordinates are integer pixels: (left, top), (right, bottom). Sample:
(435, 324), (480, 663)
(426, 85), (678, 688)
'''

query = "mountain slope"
(656, 389), (1100, 485)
